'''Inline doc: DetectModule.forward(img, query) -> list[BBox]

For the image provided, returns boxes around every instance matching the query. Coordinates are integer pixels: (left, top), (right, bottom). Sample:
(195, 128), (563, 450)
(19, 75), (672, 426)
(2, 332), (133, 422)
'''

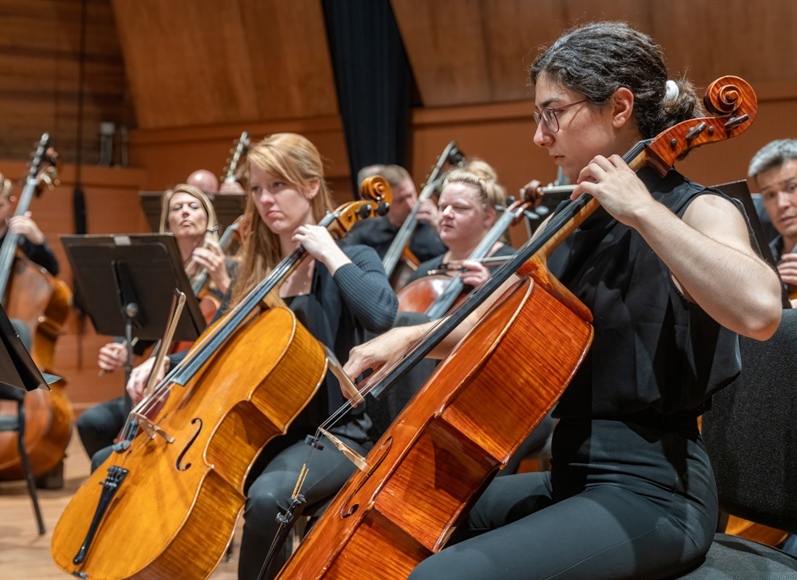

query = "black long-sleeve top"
(344, 215), (447, 263)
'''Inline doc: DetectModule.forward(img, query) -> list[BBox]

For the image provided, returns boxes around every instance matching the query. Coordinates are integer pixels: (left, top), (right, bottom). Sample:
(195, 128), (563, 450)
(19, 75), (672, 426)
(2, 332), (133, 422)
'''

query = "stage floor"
(0, 436), (239, 579)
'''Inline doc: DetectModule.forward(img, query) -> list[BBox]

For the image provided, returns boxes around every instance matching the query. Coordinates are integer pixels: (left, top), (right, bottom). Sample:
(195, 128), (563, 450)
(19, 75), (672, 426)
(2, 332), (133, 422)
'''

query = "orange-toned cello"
(278, 76), (758, 579)
(0, 134), (73, 482)
(396, 188), (535, 318)
(50, 177), (391, 580)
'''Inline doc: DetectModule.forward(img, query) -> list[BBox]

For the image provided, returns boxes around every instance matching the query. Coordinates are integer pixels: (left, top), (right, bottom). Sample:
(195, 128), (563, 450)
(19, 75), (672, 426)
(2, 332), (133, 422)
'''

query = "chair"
(0, 384), (45, 535)
(679, 308), (797, 577)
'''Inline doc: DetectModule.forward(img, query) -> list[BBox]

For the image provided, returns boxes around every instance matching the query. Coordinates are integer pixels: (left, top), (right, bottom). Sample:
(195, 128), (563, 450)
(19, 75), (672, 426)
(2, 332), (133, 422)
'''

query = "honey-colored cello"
(50, 177), (391, 580)
(0, 134), (73, 482)
(279, 76), (758, 579)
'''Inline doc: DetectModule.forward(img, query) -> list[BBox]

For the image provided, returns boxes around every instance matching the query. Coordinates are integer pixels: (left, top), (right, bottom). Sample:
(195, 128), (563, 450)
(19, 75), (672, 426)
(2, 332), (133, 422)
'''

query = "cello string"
(316, 188), (582, 433)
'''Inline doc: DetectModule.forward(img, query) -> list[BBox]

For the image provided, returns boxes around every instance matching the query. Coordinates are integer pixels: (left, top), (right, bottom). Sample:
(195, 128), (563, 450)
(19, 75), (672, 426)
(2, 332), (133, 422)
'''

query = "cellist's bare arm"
(343, 274), (520, 380)
(576, 156), (782, 340)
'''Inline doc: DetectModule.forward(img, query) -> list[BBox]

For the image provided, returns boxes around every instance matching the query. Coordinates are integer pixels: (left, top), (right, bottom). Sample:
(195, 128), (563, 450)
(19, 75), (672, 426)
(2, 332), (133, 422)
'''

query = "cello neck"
(188, 222), (240, 296)
(0, 133), (54, 301)
(382, 141), (465, 277)
(381, 180), (435, 277)
(222, 131), (250, 185)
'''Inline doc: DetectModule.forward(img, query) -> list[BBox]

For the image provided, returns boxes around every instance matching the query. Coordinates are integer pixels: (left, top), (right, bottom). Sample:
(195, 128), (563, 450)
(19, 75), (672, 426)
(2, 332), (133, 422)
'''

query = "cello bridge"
(318, 428), (369, 472)
(130, 412), (175, 443)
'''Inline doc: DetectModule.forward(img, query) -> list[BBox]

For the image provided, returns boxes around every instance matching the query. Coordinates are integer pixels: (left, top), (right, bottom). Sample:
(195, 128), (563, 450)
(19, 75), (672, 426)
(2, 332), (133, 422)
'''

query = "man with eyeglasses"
(748, 139), (797, 307)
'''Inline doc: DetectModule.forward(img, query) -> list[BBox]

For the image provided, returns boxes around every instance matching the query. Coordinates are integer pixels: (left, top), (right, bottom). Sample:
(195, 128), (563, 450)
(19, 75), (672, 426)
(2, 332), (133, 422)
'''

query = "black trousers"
(238, 433), (368, 580)
(76, 395), (128, 467)
(410, 417), (717, 580)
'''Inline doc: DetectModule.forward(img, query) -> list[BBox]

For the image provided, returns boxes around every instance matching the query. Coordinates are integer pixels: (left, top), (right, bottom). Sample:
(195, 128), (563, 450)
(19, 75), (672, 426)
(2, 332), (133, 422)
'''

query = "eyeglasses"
(533, 99), (588, 133)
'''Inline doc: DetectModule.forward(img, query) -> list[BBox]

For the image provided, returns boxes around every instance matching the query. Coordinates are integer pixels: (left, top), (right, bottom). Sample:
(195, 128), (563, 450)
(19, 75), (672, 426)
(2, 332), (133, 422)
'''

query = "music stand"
(138, 191), (245, 233)
(0, 302), (57, 392)
(60, 234), (207, 384)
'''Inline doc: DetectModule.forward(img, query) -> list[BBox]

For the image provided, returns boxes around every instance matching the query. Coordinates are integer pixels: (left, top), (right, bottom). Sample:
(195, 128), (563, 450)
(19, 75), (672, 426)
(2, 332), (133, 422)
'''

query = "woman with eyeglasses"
(342, 21), (782, 579)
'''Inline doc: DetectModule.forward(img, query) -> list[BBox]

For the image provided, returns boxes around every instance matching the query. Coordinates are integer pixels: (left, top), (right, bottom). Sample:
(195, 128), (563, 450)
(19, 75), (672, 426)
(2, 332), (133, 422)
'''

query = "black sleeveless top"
(549, 169), (741, 419)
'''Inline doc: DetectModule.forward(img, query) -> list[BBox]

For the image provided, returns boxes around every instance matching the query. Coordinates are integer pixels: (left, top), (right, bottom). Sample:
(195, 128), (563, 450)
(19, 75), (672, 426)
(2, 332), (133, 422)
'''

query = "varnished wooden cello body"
(279, 77), (758, 579)
(50, 177), (391, 580)
(0, 134), (73, 481)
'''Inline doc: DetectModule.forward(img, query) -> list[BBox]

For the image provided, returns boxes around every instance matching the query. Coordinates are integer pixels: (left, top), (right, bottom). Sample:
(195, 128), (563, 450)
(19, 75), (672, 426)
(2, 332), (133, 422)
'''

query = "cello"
(181, 130), (251, 331)
(0, 134), (73, 481)
(50, 177), (391, 580)
(396, 188), (538, 318)
(170, 214), (247, 354)
(186, 215), (245, 320)
(278, 76), (758, 579)
(190, 129), (251, 319)
(381, 141), (465, 289)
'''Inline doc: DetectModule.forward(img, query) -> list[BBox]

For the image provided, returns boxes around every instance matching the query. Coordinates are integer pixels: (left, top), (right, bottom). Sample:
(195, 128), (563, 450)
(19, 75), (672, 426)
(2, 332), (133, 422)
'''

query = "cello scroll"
(644, 76), (756, 173)
(330, 176), (391, 237)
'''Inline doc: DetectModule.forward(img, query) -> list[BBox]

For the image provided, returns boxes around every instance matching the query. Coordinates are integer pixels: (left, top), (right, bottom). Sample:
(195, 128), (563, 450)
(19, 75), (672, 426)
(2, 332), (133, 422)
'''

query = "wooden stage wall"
(2, 0), (797, 418)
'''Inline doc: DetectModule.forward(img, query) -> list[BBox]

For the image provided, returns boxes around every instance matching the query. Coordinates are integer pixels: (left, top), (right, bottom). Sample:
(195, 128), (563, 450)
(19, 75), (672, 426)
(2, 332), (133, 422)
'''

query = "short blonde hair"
(441, 167), (506, 212)
(158, 184), (220, 244)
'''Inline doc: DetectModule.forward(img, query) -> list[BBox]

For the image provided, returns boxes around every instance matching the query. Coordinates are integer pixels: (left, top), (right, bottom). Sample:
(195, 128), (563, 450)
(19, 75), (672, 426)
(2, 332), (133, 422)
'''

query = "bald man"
(186, 169), (219, 194)
(219, 179), (245, 195)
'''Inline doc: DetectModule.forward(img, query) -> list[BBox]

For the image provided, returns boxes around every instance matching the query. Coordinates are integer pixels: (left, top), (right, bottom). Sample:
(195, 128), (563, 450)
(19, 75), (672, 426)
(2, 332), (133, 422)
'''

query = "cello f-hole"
(175, 418), (202, 471)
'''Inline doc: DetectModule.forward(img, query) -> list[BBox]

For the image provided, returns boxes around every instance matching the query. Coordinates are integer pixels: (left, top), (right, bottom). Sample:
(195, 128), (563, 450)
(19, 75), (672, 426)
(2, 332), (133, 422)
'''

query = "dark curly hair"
(530, 22), (703, 139)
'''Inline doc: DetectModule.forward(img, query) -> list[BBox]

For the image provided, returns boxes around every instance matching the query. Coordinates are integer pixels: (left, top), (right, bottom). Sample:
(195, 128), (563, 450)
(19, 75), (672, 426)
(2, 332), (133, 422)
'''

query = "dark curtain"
(322, 0), (413, 197)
